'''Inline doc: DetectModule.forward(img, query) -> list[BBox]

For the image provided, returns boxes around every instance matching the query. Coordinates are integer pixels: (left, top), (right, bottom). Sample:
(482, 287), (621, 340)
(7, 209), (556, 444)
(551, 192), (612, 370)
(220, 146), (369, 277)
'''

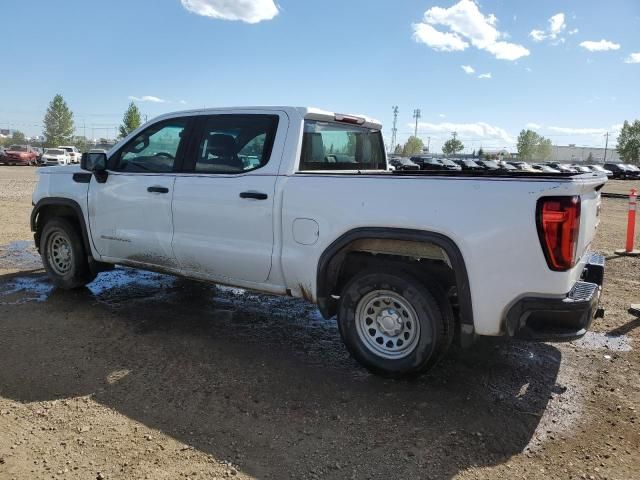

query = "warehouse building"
(551, 145), (620, 163)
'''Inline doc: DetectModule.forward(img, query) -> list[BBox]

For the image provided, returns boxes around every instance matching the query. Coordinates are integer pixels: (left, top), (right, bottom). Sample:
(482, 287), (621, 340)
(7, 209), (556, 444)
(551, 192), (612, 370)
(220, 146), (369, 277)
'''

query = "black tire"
(337, 269), (453, 378)
(40, 217), (96, 289)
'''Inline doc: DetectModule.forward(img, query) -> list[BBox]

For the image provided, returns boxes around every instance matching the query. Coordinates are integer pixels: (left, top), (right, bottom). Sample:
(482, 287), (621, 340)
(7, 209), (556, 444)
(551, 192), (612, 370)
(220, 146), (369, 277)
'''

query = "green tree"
(586, 152), (594, 163)
(517, 129), (552, 161)
(43, 94), (74, 147)
(442, 133), (464, 156)
(617, 120), (640, 164)
(119, 101), (142, 138)
(393, 144), (403, 155)
(477, 147), (484, 158)
(402, 136), (424, 156)
(73, 136), (90, 153)
(537, 137), (552, 160)
(10, 130), (26, 144)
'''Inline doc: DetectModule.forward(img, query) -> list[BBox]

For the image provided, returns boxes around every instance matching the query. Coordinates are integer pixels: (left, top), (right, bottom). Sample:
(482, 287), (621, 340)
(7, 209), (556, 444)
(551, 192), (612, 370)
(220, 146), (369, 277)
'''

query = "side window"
(114, 120), (187, 173)
(194, 115), (278, 174)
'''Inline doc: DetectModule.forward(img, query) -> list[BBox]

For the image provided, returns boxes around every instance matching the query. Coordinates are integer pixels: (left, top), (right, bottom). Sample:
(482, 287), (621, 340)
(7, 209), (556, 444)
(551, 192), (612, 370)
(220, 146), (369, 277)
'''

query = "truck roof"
(150, 106), (383, 130)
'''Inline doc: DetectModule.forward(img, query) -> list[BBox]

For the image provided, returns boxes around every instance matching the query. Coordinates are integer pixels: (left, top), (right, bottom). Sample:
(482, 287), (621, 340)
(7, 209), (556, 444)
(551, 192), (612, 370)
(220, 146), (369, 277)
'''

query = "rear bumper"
(505, 253), (605, 342)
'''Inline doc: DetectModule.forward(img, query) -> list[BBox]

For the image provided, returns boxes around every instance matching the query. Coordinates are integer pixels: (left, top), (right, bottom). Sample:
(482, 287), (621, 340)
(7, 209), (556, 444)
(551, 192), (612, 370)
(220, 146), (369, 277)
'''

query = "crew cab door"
(88, 118), (192, 269)
(171, 112), (286, 284)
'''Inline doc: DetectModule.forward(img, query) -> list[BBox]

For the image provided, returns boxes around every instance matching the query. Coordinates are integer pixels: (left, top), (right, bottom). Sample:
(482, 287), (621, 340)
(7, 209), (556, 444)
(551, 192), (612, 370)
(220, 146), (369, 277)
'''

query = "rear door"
(88, 117), (192, 269)
(172, 112), (286, 284)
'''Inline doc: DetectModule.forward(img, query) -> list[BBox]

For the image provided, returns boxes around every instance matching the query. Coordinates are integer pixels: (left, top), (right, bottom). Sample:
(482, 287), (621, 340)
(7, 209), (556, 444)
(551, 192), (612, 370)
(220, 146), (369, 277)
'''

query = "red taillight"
(536, 196), (581, 271)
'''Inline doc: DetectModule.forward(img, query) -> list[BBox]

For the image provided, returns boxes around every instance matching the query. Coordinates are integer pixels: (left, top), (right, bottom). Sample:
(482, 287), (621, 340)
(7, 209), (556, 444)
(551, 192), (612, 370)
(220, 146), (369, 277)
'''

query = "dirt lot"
(0, 166), (639, 480)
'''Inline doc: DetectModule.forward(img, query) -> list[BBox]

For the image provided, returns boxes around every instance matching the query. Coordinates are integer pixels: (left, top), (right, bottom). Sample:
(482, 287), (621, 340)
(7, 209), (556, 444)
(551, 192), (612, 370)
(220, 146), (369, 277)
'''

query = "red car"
(3, 145), (38, 165)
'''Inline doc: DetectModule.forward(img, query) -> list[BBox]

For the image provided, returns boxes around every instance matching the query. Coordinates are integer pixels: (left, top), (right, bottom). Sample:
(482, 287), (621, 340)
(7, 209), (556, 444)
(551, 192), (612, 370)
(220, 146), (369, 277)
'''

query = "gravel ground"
(0, 166), (638, 479)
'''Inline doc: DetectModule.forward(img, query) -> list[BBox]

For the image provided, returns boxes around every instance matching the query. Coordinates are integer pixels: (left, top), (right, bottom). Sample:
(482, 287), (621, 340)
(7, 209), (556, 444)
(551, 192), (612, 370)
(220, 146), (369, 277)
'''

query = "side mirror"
(81, 152), (109, 183)
(81, 152), (107, 171)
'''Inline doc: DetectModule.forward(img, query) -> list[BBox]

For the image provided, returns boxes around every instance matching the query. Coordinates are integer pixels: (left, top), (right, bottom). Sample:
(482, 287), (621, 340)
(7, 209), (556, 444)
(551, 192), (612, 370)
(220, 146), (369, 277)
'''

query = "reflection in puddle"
(87, 268), (175, 296)
(0, 275), (54, 304)
(0, 267), (176, 306)
(572, 331), (632, 352)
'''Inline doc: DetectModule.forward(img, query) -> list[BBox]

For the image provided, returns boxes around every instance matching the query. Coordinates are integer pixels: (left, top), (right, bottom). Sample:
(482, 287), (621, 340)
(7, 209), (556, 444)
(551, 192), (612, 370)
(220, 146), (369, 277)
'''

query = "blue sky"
(1, 0), (638, 153)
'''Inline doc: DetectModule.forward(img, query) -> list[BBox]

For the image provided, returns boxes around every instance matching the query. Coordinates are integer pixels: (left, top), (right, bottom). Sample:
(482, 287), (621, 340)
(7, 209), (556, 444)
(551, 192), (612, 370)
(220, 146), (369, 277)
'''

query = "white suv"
(40, 148), (71, 166)
(58, 146), (81, 164)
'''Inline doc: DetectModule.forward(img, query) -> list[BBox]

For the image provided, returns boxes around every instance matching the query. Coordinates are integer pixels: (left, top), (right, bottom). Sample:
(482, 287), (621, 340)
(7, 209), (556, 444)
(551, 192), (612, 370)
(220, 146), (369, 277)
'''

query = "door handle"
(239, 191), (268, 200)
(148, 186), (169, 194)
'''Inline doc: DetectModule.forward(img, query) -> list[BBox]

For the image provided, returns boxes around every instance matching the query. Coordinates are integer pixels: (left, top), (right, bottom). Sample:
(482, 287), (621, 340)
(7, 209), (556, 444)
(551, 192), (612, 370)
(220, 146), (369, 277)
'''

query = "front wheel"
(337, 269), (453, 378)
(40, 218), (96, 289)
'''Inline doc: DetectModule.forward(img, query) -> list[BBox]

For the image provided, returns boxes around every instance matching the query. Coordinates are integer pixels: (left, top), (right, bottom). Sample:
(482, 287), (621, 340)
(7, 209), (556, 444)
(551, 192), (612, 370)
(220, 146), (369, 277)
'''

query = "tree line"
(393, 121), (640, 164)
(0, 95), (144, 151)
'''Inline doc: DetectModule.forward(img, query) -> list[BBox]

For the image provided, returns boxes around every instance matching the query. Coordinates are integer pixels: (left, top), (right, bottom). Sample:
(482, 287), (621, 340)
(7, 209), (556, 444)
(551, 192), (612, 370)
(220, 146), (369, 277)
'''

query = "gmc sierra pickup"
(31, 107), (606, 377)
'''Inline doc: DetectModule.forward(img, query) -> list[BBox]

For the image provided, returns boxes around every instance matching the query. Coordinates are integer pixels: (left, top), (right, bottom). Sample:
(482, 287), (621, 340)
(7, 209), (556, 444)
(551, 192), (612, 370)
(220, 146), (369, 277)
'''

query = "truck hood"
(39, 164), (83, 174)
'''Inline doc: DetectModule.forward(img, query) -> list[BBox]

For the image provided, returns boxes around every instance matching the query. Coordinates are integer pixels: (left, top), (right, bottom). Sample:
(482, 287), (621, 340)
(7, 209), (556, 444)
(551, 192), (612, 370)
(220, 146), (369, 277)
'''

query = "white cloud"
(624, 52), (640, 64)
(128, 95), (167, 103)
(579, 39), (621, 52)
(411, 120), (513, 143)
(413, 0), (529, 61)
(529, 29), (546, 42)
(439, 113), (446, 118)
(413, 23), (469, 51)
(548, 126), (608, 135)
(549, 13), (566, 35)
(461, 65), (475, 74)
(526, 123), (542, 130)
(568, 28), (579, 35)
(179, 100), (188, 105)
(478, 72), (492, 79)
(529, 12), (568, 44)
(180, 0), (278, 24)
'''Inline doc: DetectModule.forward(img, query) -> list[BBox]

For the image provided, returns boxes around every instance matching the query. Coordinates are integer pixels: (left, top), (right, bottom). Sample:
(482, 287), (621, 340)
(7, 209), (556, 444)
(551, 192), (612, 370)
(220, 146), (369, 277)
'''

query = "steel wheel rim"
(355, 289), (421, 359)
(47, 230), (73, 275)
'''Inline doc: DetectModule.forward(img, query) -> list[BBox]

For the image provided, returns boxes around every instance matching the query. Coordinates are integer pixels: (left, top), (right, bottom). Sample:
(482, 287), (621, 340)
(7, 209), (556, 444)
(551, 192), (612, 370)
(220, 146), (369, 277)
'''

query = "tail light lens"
(536, 196), (581, 271)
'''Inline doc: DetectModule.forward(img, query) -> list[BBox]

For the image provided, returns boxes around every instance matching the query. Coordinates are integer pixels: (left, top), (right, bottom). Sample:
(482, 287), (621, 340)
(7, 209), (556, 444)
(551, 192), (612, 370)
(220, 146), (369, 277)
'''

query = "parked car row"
(0, 145), (83, 166)
(387, 156), (640, 179)
(603, 162), (640, 179)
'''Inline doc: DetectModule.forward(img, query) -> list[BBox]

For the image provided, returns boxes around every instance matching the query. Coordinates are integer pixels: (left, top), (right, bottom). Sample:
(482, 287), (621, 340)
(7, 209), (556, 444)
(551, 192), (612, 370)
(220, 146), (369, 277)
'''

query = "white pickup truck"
(31, 107), (606, 377)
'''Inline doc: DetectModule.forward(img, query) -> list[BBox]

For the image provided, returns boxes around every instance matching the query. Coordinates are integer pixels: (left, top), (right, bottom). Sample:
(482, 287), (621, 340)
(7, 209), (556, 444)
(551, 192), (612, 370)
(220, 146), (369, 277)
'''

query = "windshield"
(441, 159), (457, 166)
(299, 120), (386, 171)
(9, 145), (27, 152)
(45, 149), (65, 155)
(482, 160), (499, 168)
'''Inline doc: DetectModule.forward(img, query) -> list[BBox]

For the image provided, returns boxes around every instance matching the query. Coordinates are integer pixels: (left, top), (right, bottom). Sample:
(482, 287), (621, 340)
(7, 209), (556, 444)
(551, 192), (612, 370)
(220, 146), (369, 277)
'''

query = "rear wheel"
(337, 269), (453, 378)
(40, 218), (96, 289)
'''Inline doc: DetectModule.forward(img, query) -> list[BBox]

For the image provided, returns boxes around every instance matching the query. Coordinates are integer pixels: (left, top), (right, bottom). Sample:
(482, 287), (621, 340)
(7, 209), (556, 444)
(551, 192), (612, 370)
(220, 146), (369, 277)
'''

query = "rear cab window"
(188, 115), (279, 174)
(299, 120), (386, 171)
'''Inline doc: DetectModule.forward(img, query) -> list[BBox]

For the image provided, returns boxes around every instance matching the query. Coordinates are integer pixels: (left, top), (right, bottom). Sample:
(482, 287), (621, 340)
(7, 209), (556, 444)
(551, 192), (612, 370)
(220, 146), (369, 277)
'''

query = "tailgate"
(576, 175), (606, 260)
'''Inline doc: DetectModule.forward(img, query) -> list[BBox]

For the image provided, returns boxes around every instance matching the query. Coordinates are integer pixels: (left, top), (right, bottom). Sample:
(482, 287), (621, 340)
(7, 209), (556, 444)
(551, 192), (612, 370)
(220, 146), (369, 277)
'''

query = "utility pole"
(391, 106), (399, 153)
(427, 137), (431, 153)
(413, 109), (421, 138)
(603, 132), (609, 163)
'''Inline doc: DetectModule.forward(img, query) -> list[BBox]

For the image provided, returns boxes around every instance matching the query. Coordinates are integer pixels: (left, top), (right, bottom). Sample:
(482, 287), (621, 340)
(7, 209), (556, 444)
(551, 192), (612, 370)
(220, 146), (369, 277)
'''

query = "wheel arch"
(316, 227), (474, 332)
(31, 197), (92, 256)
